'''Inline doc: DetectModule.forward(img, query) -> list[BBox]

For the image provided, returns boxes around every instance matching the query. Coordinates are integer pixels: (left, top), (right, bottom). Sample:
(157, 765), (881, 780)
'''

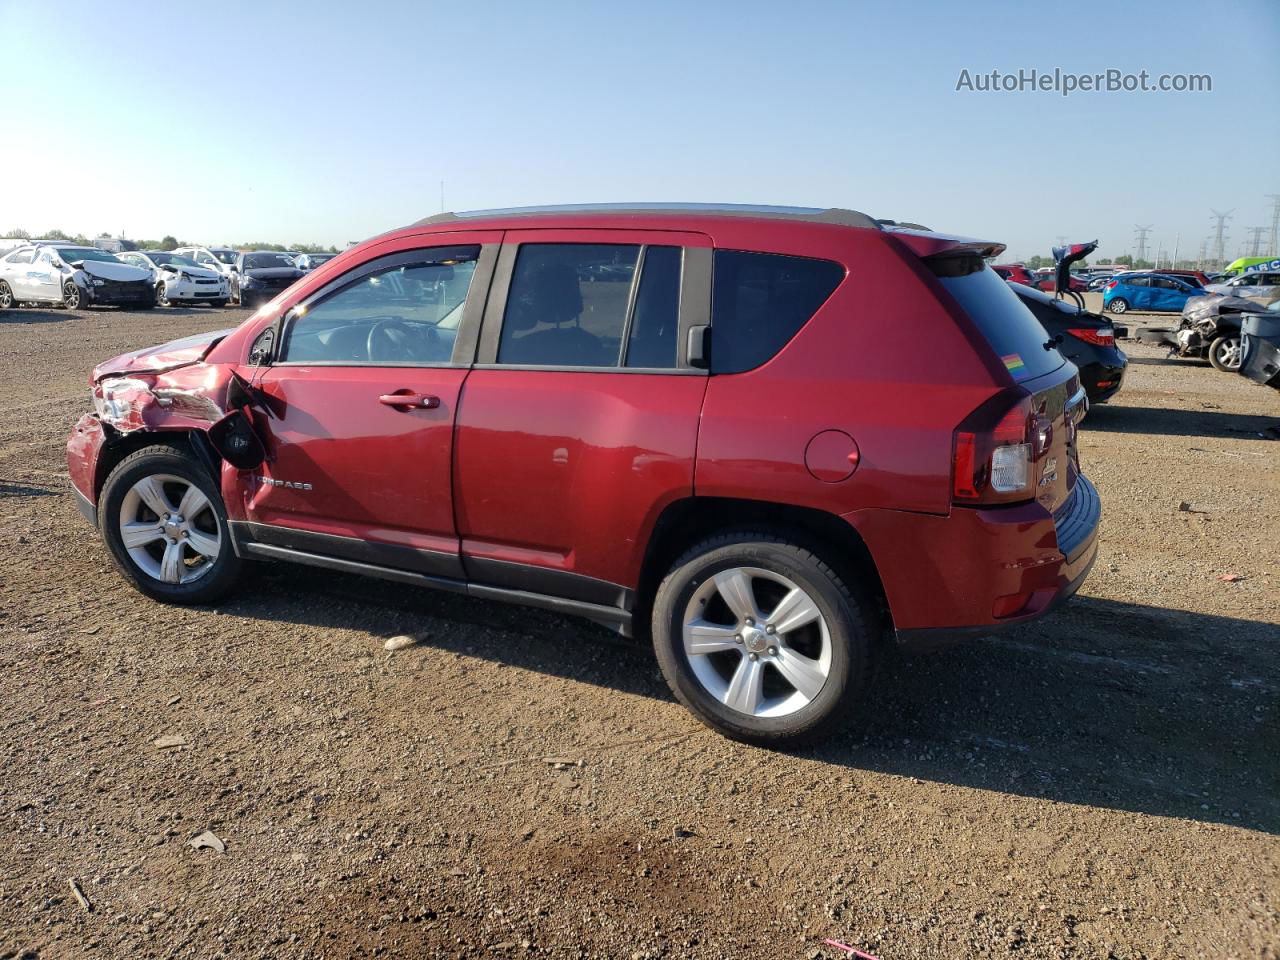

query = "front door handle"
(379, 392), (440, 409)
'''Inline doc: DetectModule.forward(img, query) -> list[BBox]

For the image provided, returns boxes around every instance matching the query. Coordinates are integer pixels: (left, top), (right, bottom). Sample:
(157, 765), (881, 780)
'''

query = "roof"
(414, 203), (886, 230)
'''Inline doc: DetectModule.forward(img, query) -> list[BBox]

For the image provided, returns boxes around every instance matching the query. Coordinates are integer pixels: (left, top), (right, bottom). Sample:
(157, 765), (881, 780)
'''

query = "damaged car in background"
(0, 243), (156, 310)
(1136, 294), (1277, 372)
(117, 250), (231, 307)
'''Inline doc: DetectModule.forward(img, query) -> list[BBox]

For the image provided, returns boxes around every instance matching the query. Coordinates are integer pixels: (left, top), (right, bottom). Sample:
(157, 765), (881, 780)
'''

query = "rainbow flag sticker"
(1001, 353), (1025, 373)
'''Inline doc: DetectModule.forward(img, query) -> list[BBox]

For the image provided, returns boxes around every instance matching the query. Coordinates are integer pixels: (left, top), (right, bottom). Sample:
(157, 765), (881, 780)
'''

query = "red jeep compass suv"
(66, 204), (1099, 746)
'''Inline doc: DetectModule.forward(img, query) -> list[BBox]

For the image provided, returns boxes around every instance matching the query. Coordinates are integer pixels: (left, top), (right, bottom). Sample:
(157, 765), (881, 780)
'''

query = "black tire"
(1208, 335), (1241, 372)
(155, 283), (170, 307)
(209, 299), (228, 308)
(1108, 298), (1128, 314)
(0, 280), (12, 310)
(136, 299), (156, 310)
(98, 443), (242, 605)
(61, 281), (82, 310)
(650, 532), (876, 747)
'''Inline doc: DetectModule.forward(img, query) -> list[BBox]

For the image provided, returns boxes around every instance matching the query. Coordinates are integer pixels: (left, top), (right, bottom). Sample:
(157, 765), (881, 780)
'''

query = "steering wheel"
(367, 317), (432, 362)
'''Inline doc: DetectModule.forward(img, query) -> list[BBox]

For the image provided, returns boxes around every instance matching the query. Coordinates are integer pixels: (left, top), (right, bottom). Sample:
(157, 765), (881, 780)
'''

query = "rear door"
(452, 229), (710, 599)
(244, 234), (499, 577)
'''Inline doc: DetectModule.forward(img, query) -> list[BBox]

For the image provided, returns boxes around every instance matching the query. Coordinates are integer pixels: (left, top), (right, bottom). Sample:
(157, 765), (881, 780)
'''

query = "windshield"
(244, 253), (296, 269)
(213, 250), (238, 264)
(938, 267), (1064, 383)
(54, 247), (122, 264)
(309, 254), (334, 265)
(149, 253), (201, 268)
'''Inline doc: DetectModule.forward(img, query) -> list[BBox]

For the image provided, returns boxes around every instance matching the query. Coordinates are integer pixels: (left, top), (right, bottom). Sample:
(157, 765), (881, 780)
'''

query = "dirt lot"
(1, 303), (1277, 960)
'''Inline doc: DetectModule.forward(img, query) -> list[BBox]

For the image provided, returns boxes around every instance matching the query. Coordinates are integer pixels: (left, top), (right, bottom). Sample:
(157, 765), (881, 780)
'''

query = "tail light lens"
(953, 391), (1039, 504)
(1105, 280), (1118, 289)
(1066, 327), (1115, 347)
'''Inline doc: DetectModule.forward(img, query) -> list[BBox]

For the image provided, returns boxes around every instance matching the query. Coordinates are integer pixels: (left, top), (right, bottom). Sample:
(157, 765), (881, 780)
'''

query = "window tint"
(498, 244), (638, 367)
(1153, 277), (1179, 289)
(8, 250), (34, 264)
(1125, 276), (1150, 287)
(624, 246), (681, 368)
(710, 251), (844, 374)
(937, 267), (1064, 383)
(282, 246), (478, 365)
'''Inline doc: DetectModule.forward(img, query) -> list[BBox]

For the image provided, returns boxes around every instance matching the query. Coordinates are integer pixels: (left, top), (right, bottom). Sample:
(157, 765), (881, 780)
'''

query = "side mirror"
(208, 410), (266, 470)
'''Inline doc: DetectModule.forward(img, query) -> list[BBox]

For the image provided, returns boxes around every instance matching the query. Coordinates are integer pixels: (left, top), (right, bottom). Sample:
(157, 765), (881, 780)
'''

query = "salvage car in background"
(992, 263), (1037, 286)
(65, 203), (1098, 747)
(1103, 273), (1204, 314)
(1136, 294), (1278, 371)
(1204, 270), (1280, 301)
(172, 245), (239, 279)
(229, 251), (305, 307)
(294, 252), (337, 272)
(118, 251), (230, 307)
(0, 243), (155, 310)
(1009, 282), (1127, 403)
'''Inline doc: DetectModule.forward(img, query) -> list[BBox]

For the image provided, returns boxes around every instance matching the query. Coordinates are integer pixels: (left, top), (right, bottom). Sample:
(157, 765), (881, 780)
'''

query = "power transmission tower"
(1210, 209), (1233, 266)
(1197, 236), (1209, 271)
(1133, 225), (1153, 263)
(1245, 226), (1267, 257)
(1266, 194), (1280, 256)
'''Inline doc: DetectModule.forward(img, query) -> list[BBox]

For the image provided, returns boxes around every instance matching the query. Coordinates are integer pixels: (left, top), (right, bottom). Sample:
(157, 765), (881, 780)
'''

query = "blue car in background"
(1103, 272), (1205, 314)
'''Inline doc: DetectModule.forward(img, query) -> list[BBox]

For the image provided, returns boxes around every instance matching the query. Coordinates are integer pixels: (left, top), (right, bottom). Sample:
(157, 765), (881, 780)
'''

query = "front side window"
(1125, 276), (1150, 287)
(710, 251), (844, 374)
(6, 250), (34, 264)
(281, 246), (479, 365)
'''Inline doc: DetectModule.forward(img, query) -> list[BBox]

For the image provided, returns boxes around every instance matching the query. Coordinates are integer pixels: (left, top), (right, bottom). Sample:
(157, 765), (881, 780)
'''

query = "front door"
(243, 236), (498, 579)
(453, 229), (710, 600)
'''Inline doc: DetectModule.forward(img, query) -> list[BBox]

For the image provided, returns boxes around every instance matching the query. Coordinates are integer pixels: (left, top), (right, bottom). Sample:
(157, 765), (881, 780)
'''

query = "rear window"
(711, 251), (844, 373)
(938, 267), (1064, 382)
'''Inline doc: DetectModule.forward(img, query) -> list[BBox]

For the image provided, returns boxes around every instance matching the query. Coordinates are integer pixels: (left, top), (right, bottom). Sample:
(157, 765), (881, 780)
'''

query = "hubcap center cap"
(164, 516), (185, 538)
(742, 626), (769, 654)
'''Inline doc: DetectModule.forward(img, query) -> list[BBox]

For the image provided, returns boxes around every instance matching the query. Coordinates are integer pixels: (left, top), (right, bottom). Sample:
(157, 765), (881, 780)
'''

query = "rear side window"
(497, 243), (681, 369)
(938, 267), (1063, 382)
(710, 251), (844, 374)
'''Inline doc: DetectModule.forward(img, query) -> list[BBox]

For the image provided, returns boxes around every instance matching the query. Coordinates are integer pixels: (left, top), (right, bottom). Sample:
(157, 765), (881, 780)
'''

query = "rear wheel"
(1108, 298), (1128, 314)
(61, 282), (82, 310)
(0, 281), (12, 309)
(98, 444), (242, 604)
(651, 533), (875, 747)
(1209, 335), (1242, 372)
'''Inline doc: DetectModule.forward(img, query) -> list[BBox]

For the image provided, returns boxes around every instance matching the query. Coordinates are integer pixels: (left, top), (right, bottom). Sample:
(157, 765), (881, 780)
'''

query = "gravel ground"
(1, 303), (1277, 960)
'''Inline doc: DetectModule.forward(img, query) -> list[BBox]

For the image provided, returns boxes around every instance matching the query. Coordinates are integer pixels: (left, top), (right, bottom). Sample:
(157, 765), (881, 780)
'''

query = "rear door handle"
(378, 392), (440, 409)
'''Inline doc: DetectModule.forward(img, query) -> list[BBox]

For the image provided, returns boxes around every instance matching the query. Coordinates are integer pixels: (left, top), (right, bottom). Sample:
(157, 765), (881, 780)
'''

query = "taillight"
(1105, 280), (1118, 289)
(953, 391), (1037, 504)
(1066, 327), (1115, 347)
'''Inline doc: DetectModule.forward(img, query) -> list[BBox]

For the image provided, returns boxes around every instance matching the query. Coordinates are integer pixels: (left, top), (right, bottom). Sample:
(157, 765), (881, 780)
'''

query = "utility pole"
(1171, 233), (1180, 269)
(1133, 224), (1153, 264)
(1245, 226), (1267, 257)
(1210, 209), (1233, 267)
(1266, 194), (1280, 256)
(1197, 236), (1209, 271)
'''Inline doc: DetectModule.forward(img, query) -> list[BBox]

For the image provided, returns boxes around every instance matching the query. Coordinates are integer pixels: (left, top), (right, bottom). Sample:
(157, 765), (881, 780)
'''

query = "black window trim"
(474, 237), (710, 375)
(260, 242), (499, 369)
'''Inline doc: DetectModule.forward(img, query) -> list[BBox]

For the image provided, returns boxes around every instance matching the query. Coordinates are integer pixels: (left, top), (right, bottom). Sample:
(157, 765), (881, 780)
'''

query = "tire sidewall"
(652, 539), (868, 745)
(98, 446), (239, 604)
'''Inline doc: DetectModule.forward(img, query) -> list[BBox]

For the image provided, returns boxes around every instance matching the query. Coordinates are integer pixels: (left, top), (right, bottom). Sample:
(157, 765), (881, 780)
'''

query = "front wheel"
(98, 444), (242, 604)
(651, 533), (875, 747)
(1108, 298), (1128, 314)
(1209, 335), (1242, 372)
(62, 281), (83, 310)
(0, 280), (12, 309)
(155, 283), (171, 306)
(209, 299), (228, 308)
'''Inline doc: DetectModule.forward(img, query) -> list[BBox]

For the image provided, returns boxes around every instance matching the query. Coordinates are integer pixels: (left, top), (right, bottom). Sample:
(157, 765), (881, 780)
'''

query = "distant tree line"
(3, 227), (340, 254)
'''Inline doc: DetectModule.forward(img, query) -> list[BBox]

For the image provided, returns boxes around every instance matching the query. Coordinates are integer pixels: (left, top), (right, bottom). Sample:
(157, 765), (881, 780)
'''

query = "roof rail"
(414, 203), (882, 229)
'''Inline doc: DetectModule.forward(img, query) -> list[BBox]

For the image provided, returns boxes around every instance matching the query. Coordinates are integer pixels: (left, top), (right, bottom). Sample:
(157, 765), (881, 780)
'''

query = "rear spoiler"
(887, 229), (1007, 277)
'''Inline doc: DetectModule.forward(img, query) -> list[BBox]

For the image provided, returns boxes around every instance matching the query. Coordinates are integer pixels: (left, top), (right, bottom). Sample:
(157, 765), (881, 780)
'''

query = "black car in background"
(231, 251), (305, 308)
(1009, 281), (1128, 404)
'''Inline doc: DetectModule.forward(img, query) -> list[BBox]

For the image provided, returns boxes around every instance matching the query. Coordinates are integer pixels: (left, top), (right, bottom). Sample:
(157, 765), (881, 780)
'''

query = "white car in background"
(0, 243), (155, 310)
(294, 252), (337, 272)
(172, 245), (239, 279)
(117, 251), (230, 307)
(1204, 271), (1280, 302)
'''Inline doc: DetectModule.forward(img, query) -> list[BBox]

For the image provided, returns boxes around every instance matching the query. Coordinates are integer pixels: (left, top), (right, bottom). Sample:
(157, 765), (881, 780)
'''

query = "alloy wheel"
(118, 473), (222, 585)
(63, 282), (81, 310)
(0, 282), (11, 309)
(1215, 337), (1242, 370)
(681, 567), (832, 718)
(1109, 298), (1127, 314)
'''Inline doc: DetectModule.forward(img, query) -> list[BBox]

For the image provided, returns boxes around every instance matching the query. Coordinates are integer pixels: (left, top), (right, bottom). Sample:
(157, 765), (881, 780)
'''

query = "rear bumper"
(66, 413), (106, 524)
(1078, 359), (1126, 404)
(845, 474), (1101, 653)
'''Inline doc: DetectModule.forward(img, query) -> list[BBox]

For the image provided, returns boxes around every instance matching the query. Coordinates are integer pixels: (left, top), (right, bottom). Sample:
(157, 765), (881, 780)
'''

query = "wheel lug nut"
(745, 618), (755, 626)
(768, 646), (777, 656)
(734, 634), (743, 643)
(749, 653), (758, 662)
(180, 531), (189, 539)
(765, 625), (776, 634)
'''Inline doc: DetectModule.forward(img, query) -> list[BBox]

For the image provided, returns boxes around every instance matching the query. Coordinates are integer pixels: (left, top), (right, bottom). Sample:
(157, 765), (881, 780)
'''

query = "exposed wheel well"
(634, 496), (892, 641)
(94, 427), (221, 498)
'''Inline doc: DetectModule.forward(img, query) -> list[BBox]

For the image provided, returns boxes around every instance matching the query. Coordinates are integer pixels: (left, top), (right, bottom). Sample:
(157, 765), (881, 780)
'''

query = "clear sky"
(2, 0), (1277, 262)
